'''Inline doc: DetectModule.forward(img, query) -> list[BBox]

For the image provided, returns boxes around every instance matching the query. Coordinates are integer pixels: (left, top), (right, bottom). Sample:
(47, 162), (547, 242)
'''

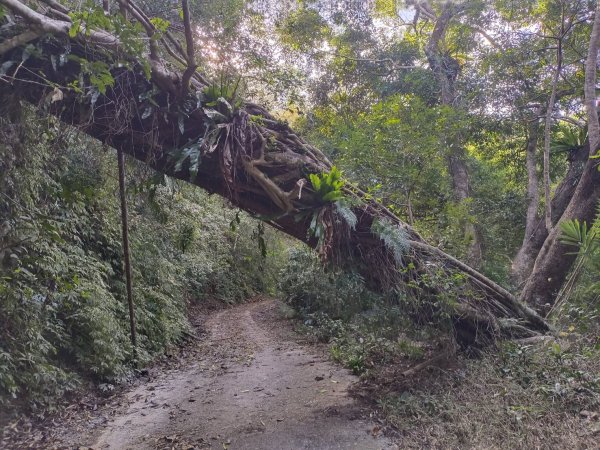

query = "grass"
(366, 336), (600, 449)
(295, 306), (600, 448)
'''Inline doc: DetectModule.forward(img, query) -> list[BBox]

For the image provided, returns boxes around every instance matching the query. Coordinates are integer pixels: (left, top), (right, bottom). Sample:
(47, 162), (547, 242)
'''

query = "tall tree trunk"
(511, 143), (588, 286)
(520, 3), (600, 310)
(422, 2), (483, 268)
(519, 158), (600, 309)
(585, 3), (600, 151)
(511, 110), (542, 286)
(542, 40), (563, 232)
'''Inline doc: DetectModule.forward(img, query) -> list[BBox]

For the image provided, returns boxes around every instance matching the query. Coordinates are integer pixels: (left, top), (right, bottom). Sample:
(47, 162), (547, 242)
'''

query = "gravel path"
(76, 300), (395, 450)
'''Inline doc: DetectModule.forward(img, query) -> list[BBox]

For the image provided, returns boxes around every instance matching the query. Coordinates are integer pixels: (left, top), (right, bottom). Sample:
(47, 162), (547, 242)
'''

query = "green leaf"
(149, 17), (170, 33)
(69, 19), (82, 38)
(322, 191), (343, 202)
(309, 173), (321, 191)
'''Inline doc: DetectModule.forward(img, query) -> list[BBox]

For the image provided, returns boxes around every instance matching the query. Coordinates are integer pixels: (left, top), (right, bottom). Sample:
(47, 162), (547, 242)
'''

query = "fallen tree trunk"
(0, 6), (549, 347)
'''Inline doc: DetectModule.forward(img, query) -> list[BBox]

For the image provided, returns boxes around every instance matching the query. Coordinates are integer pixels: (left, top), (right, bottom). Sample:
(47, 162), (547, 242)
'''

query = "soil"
(11, 299), (396, 450)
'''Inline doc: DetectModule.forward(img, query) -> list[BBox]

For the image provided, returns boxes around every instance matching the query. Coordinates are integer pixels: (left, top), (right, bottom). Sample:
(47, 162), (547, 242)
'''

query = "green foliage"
(560, 219), (597, 253)
(551, 125), (587, 154)
(276, 7), (331, 51)
(68, 56), (115, 95)
(149, 17), (170, 33)
(309, 166), (345, 203)
(66, 2), (150, 79)
(279, 247), (383, 321)
(371, 218), (410, 265)
(553, 210), (600, 326)
(170, 140), (203, 180)
(203, 76), (243, 114)
(0, 106), (285, 413)
(279, 248), (427, 376)
(68, 2), (113, 38)
(334, 201), (357, 230)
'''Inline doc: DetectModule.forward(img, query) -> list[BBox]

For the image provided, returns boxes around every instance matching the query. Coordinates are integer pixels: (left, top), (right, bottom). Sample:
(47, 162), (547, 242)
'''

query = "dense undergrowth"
(279, 245), (600, 447)
(0, 105), (285, 414)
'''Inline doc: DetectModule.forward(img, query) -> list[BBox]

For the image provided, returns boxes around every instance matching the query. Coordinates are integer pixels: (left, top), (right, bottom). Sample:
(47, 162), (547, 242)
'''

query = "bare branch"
(117, 0), (158, 59)
(467, 25), (502, 50)
(0, 29), (42, 55)
(551, 115), (586, 128)
(0, 0), (69, 34)
(37, 0), (68, 15)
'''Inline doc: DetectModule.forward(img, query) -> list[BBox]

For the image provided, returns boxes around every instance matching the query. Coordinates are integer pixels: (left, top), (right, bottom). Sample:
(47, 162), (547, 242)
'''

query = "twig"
(402, 350), (452, 377)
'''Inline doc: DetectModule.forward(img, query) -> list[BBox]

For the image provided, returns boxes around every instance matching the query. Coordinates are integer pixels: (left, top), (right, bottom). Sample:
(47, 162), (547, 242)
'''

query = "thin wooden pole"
(117, 148), (137, 362)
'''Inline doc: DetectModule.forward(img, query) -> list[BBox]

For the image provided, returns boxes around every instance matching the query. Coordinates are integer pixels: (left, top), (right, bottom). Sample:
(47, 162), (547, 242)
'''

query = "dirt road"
(67, 300), (395, 449)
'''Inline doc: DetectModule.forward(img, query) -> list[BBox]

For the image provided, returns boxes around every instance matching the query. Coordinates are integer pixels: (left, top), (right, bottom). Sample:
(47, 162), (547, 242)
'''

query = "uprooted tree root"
(0, 19), (550, 348)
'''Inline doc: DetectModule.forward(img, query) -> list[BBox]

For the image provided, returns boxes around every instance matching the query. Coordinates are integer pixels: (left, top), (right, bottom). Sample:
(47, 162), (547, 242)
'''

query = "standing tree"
(520, 1), (600, 309)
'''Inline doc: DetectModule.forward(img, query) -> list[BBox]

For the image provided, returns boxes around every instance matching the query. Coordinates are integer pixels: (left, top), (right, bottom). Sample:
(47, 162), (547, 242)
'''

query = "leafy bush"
(278, 247), (381, 320)
(0, 107), (285, 413)
(279, 246), (426, 375)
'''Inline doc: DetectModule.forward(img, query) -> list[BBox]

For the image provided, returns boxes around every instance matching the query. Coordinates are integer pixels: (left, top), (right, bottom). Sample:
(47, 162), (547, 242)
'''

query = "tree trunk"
(511, 143), (588, 286)
(520, 4), (600, 310)
(542, 41), (562, 232)
(117, 149), (137, 361)
(422, 2), (483, 268)
(511, 111), (542, 286)
(519, 157), (600, 310)
(585, 2), (600, 151)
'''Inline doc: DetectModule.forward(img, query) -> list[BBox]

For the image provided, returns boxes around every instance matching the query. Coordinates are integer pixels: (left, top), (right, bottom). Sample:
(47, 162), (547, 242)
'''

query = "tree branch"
(0, 0), (118, 47)
(117, 0), (158, 59)
(180, 0), (197, 93)
(585, 2), (600, 154)
(468, 24), (502, 50)
(0, 29), (42, 55)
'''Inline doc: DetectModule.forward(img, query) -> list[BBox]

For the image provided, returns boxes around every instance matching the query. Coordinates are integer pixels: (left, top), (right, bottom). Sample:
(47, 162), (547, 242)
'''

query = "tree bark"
(519, 157), (600, 310)
(421, 1), (483, 268)
(520, 4), (600, 310)
(511, 143), (588, 286)
(542, 40), (563, 232)
(511, 111), (542, 286)
(585, 2), (600, 152)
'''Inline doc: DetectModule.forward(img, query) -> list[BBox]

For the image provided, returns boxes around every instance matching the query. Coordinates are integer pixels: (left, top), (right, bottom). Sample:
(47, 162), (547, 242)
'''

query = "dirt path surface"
(63, 300), (395, 450)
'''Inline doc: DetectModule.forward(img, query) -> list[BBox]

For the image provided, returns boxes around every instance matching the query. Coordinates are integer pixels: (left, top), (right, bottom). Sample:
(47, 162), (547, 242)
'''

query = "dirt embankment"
(48, 300), (395, 450)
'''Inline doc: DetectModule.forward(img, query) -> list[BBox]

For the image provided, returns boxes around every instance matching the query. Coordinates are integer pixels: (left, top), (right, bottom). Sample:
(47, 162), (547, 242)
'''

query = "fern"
(558, 203), (600, 262)
(334, 201), (357, 230)
(552, 206), (600, 317)
(559, 219), (594, 250)
(371, 218), (410, 265)
(309, 166), (345, 203)
(551, 125), (587, 154)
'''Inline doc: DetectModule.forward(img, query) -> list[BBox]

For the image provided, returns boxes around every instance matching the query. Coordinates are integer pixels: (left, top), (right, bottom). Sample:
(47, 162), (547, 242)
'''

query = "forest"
(1, 0), (600, 448)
